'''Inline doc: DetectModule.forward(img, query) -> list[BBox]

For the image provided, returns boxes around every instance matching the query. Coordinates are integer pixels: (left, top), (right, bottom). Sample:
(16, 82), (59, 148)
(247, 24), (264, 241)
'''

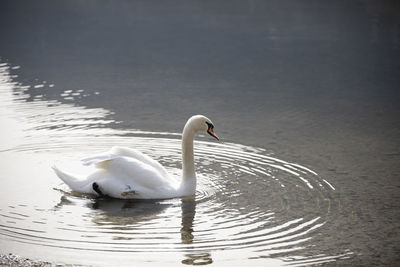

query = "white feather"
(52, 115), (218, 199)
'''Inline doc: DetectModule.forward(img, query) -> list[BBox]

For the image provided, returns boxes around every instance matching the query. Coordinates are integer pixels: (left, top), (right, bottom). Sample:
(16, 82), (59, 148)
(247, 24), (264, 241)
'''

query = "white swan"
(52, 115), (219, 199)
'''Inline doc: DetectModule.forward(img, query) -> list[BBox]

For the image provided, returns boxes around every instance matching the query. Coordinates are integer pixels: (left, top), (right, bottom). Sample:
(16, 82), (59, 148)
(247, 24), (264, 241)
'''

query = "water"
(0, 1), (399, 266)
(0, 65), (346, 265)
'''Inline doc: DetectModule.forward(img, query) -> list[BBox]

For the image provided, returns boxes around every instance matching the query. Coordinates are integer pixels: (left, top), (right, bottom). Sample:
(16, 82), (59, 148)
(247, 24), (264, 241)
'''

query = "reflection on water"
(181, 198), (196, 245)
(0, 63), (352, 266)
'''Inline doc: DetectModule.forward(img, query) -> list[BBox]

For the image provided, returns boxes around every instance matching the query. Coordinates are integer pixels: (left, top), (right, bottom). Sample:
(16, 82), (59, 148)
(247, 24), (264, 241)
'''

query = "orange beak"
(207, 127), (219, 141)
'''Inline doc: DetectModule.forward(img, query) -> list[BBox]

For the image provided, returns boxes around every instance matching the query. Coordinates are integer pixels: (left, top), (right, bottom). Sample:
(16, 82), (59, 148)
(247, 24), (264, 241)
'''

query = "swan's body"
(52, 115), (219, 199)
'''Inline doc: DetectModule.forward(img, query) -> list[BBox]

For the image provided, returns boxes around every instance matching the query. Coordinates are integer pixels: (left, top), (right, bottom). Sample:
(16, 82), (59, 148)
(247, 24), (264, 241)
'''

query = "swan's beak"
(207, 127), (219, 141)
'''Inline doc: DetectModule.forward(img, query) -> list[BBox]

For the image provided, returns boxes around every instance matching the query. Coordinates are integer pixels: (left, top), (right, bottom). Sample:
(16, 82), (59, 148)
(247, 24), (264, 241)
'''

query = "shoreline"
(0, 253), (79, 267)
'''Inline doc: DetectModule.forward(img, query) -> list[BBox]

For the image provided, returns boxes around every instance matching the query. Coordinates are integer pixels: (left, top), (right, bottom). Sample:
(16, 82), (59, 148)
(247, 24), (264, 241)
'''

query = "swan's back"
(93, 156), (178, 199)
(54, 146), (179, 199)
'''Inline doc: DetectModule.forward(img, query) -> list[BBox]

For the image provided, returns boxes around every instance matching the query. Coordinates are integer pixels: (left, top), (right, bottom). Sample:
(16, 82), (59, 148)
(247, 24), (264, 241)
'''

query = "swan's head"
(187, 115), (219, 141)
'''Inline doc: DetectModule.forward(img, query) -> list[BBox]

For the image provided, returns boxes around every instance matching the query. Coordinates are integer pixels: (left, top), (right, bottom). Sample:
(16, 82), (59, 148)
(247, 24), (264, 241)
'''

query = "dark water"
(0, 1), (399, 266)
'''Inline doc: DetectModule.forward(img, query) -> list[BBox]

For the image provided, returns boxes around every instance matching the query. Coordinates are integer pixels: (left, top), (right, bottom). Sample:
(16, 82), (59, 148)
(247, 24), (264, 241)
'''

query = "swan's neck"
(181, 123), (196, 195)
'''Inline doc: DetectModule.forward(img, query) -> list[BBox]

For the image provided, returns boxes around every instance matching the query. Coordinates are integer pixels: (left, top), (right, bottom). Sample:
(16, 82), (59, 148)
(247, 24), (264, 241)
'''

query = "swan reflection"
(90, 198), (172, 226)
(181, 198), (213, 265)
(181, 197), (196, 244)
(54, 194), (213, 265)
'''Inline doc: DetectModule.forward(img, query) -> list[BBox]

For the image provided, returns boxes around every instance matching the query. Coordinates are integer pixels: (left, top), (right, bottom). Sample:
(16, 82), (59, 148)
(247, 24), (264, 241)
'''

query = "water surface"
(0, 64), (348, 265)
(0, 1), (399, 266)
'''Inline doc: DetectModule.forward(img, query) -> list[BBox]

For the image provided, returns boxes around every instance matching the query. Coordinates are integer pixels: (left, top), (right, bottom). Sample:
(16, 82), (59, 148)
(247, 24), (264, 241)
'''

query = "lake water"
(0, 1), (399, 266)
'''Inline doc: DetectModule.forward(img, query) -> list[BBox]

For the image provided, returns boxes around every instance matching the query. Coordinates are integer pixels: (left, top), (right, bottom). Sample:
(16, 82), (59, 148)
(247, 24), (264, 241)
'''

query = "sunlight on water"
(0, 63), (352, 266)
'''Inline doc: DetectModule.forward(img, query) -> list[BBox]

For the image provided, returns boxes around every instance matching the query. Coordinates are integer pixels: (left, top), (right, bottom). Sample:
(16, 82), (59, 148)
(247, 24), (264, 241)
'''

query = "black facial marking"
(205, 121), (214, 130)
(205, 121), (219, 140)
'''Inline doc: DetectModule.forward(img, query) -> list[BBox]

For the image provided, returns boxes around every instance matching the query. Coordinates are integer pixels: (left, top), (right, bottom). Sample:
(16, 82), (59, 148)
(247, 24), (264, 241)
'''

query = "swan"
(52, 115), (219, 199)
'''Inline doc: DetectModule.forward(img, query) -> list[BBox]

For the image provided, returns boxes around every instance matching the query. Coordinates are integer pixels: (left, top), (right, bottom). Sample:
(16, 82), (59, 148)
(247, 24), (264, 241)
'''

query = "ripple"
(0, 135), (341, 264)
(0, 62), (350, 266)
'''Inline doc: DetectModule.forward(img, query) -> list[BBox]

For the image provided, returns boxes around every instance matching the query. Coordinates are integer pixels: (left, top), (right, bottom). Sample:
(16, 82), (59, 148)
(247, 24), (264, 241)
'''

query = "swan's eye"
(205, 121), (213, 130)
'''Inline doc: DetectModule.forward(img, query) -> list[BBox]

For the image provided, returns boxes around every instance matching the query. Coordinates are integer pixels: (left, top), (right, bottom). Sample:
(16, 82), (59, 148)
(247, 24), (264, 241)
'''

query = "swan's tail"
(52, 165), (91, 193)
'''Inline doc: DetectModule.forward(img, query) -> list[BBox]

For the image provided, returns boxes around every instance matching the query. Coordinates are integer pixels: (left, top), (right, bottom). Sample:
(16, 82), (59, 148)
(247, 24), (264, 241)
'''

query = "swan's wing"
(110, 147), (168, 176)
(81, 152), (118, 166)
(82, 146), (168, 177)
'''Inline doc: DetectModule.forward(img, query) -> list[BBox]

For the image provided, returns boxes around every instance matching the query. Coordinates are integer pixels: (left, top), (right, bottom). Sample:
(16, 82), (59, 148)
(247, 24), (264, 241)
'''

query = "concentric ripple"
(0, 62), (352, 266)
